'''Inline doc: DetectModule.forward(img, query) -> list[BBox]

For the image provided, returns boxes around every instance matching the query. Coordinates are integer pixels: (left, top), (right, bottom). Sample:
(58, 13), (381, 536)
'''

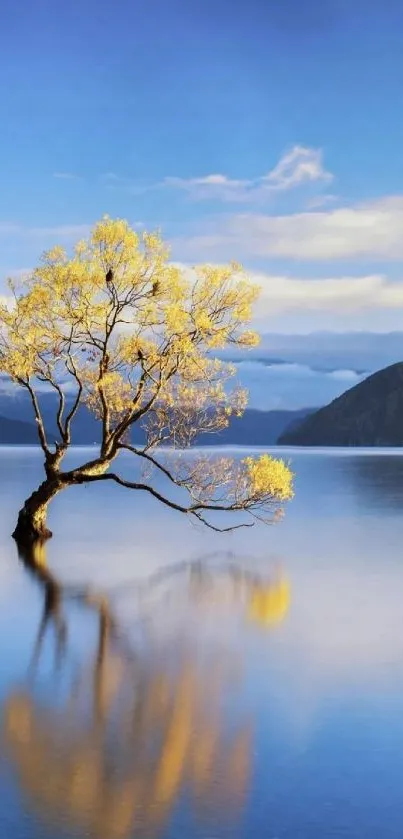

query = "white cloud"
(174, 195), (403, 261)
(34, 377), (79, 394)
(233, 360), (365, 410)
(0, 294), (15, 316)
(0, 372), (79, 398)
(173, 262), (403, 317)
(160, 145), (332, 203)
(327, 368), (362, 382)
(250, 272), (403, 316)
(0, 374), (20, 396)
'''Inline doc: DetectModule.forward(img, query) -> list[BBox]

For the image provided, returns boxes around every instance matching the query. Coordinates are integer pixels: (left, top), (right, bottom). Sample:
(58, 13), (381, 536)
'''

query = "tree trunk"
(12, 478), (66, 544)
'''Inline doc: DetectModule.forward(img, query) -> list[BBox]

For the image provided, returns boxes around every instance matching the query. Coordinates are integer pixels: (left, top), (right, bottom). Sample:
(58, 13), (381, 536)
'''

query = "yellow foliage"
(242, 454), (294, 502)
(0, 216), (294, 524)
(247, 577), (290, 626)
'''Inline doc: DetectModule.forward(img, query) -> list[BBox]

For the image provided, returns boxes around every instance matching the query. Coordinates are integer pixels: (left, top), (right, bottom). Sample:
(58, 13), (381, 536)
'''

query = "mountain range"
(0, 414), (39, 444)
(0, 389), (313, 446)
(279, 362), (403, 447)
(3, 358), (403, 448)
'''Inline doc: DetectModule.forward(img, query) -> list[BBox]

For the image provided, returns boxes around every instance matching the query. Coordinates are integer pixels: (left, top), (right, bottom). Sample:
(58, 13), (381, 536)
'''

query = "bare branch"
(117, 442), (179, 485)
(71, 470), (257, 531)
(37, 375), (65, 443)
(64, 391), (83, 443)
(116, 446), (257, 533)
(191, 511), (253, 533)
(17, 377), (50, 456)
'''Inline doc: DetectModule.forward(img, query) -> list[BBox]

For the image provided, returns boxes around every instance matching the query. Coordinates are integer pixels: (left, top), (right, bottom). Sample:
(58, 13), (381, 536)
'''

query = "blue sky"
(2, 0), (403, 408)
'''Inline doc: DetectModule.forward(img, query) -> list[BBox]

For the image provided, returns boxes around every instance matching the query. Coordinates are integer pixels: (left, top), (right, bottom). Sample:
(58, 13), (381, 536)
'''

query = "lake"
(2, 446), (403, 839)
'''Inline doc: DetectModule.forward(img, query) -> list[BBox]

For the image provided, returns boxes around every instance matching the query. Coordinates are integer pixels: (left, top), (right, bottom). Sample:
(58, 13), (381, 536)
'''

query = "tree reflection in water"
(2, 542), (290, 839)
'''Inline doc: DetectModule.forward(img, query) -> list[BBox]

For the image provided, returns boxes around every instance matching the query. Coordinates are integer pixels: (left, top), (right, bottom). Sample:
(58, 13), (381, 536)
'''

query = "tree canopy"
(0, 216), (293, 540)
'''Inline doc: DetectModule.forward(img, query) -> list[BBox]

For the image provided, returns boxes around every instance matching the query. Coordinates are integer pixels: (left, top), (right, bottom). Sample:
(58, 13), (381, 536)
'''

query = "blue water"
(1, 446), (403, 838)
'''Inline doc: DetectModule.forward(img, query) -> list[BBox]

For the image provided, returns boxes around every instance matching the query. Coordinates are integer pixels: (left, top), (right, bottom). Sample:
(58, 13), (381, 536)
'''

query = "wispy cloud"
(29, 224), (92, 238)
(53, 172), (80, 180)
(0, 220), (145, 262)
(107, 146), (333, 203)
(162, 173), (251, 201)
(173, 195), (403, 261)
(0, 223), (22, 235)
(160, 146), (333, 202)
(100, 172), (126, 183)
(263, 146), (333, 191)
(305, 193), (339, 210)
(228, 332), (403, 369)
(0, 223), (91, 240)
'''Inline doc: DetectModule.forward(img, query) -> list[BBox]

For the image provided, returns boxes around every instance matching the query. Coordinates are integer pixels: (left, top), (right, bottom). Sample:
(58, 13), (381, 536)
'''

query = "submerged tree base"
(12, 521), (53, 545)
(12, 508), (53, 545)
(12, 478), (65, 545)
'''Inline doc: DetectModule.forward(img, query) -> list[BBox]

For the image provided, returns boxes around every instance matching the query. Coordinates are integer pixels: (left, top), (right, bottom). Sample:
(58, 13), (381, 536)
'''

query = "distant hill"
(0, 389), (313, 446)
(278, 362), (403, 447)
(0, 391), (100, 445)
(199, 408), (314, 446)
(0, 414), (38, 444)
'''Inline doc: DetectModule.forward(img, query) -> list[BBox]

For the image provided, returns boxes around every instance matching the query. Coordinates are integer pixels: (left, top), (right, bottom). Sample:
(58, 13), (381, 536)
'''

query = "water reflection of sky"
(2, 447), (403, 837)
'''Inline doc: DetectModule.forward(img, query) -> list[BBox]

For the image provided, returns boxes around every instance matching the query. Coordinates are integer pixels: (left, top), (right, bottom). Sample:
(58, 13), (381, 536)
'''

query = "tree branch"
(117, 442), (179, 485)
(17, 378), (50, 456)
(64, 357), (83, 444)
(71, 470), (255, 532)
(116, 446), (251, 529)
(191, 511), (253, 532)
(37, 375), (65, 443)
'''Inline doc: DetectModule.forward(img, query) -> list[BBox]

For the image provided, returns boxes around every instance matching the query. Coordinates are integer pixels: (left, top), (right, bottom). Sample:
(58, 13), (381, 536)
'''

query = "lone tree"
(0, 217), (293, 544)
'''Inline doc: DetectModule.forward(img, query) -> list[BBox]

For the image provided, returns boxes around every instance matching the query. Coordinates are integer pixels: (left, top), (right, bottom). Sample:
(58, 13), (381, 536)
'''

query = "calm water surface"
(1, 446), (403, 838)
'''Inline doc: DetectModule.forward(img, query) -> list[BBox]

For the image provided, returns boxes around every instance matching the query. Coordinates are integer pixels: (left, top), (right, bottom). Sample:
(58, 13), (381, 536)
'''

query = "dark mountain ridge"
(278, 362), (403, 447)
(0, 414), (39, 444)
(0, 389), (314, 446)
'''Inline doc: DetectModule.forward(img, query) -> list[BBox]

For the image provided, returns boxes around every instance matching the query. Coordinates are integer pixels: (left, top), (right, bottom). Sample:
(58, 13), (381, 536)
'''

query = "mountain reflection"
(343, 454), (403, 511)
(2, 543), (290, 839)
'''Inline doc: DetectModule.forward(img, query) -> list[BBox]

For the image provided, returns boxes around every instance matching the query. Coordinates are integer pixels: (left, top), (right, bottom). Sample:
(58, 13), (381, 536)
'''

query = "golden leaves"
(242, 454), (294, 502)
(0, 216), (295, 518)
(86, 370), (134, 417)
(0, 217), (260, 388)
